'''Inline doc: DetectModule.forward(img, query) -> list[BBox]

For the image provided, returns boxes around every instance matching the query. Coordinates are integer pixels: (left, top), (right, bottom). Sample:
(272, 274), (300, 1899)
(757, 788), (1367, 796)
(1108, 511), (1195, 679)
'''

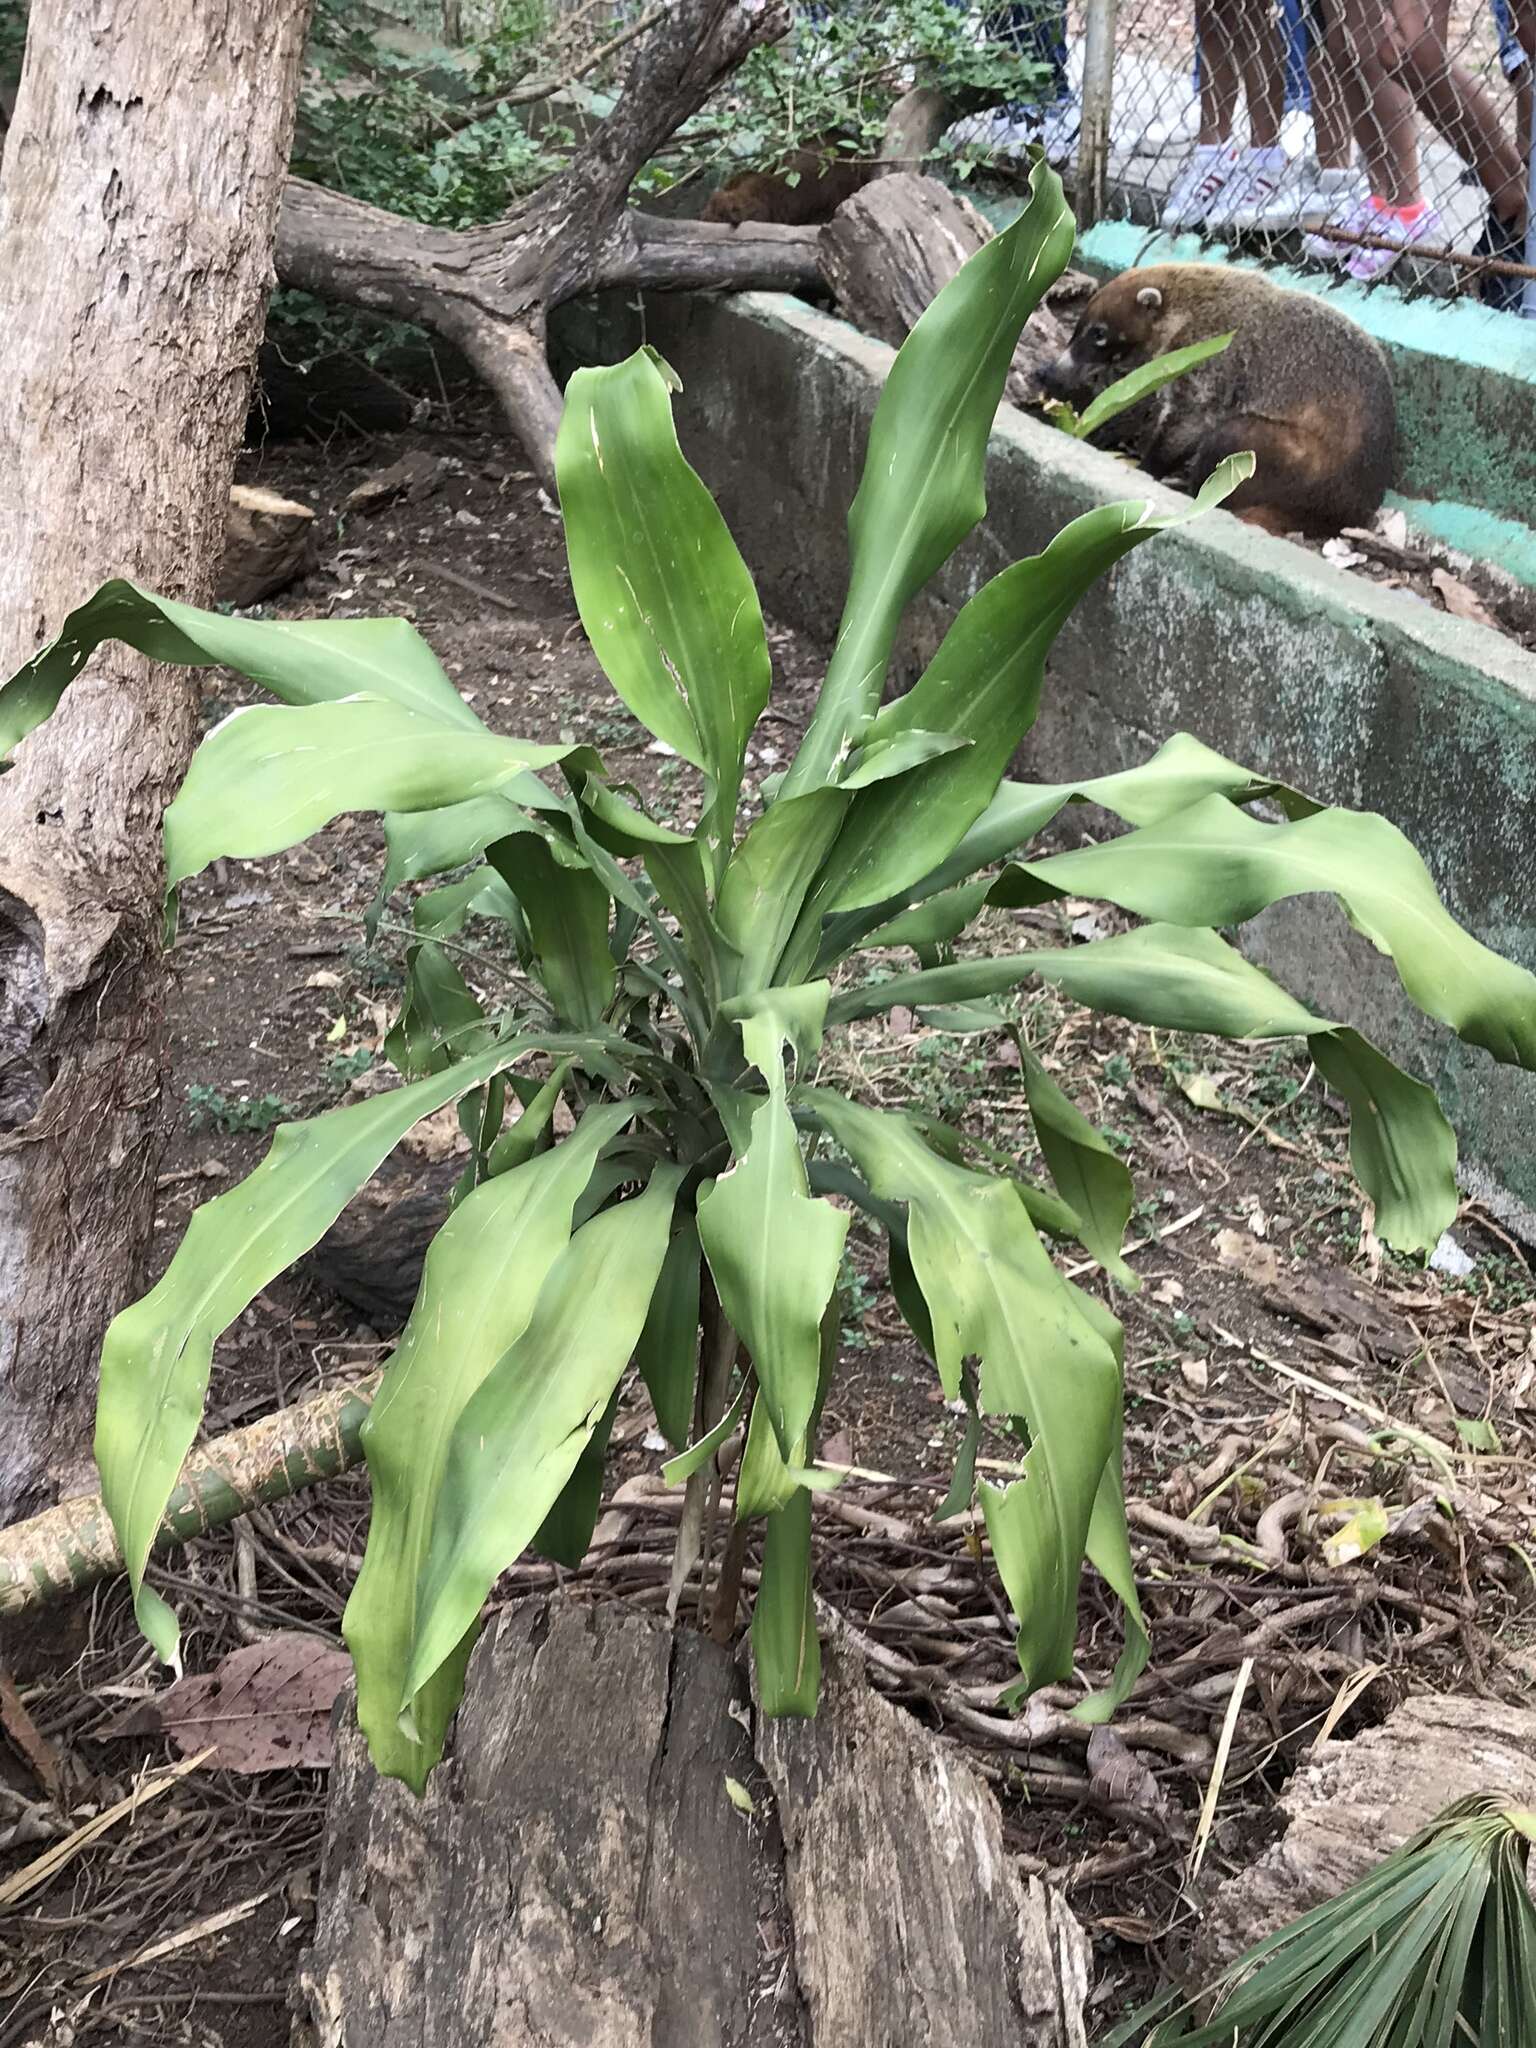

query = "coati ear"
(1136, 285), (1163, 310)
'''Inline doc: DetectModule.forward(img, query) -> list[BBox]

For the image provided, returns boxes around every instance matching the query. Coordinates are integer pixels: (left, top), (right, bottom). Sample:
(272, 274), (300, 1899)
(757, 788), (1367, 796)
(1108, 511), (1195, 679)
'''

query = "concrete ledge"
(554, 289), (1536, 1229)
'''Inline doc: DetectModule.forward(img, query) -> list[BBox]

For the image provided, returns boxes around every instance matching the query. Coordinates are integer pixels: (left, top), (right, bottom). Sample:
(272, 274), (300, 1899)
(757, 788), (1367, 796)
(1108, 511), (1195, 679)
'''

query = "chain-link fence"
(962, 0), (1535, 310)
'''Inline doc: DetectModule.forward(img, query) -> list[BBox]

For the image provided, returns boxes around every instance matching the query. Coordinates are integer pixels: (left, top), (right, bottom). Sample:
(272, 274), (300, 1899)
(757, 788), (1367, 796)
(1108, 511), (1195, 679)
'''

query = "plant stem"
(667, 1275), (738, 1622)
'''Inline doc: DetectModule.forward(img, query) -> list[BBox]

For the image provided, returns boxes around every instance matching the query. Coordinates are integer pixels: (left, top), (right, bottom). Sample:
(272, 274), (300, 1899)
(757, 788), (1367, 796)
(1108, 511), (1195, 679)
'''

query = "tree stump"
(817, 172), (1083, 405)
(297, 1596), (1090, 2046)
(1192, 1693), (1536, 1976)
(218, 486), (317, 607)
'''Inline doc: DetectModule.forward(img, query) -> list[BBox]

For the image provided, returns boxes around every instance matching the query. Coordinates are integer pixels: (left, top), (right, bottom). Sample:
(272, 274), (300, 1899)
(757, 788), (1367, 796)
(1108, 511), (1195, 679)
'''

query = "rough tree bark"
(818, 172), (1081, 405)
(298, 1597), (1091, 2046)
(0, 0), (313, 1516)
(274, 0), (824, 484)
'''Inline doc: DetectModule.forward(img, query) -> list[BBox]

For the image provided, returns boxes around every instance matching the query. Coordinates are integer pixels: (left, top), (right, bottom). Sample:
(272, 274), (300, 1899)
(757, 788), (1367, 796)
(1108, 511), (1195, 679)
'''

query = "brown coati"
(1038, 264), (1396, 536)
(702, 143), (876, 228)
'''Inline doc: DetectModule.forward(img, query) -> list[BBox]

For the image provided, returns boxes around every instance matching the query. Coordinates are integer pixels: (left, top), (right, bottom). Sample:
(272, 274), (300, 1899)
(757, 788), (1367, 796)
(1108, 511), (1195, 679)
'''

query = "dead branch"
(0, 1377), (377, 1615)
(274, 0), (821, 482)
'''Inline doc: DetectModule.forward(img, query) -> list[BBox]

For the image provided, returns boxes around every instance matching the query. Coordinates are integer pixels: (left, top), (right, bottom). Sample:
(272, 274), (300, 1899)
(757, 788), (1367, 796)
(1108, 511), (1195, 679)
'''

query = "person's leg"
(1387, 0), (1525, 224)
(1337, 0), (1422, 208)
(1309, 3), (1357, 163)
(1197, 0), (1244, 139)
(1302, 0), (1430, 268)
(1227, 0), (1287, 144)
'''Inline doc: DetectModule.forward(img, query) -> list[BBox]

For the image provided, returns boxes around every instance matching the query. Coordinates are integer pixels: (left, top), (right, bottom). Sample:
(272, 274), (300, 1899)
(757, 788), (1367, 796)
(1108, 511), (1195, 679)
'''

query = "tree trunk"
(0, 0), (313, 1516)
(817, 172), (1079, 407)
(273, 0), (823, 485)
(297, 1596), (1091, 2047)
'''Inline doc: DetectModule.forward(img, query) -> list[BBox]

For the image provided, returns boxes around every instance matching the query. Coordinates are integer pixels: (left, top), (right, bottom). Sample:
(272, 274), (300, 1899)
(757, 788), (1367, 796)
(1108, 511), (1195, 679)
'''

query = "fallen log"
(0, 1376), (376, 1615)
(273, 1), (821, 483)
(1191, 1692), (1536, 1976)
(296, 1594), (1091, 2046)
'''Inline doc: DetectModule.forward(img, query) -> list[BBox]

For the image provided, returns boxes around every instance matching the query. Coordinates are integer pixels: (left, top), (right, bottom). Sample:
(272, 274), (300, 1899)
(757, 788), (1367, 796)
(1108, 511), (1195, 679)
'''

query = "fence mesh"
(963, 0), (1534, 309)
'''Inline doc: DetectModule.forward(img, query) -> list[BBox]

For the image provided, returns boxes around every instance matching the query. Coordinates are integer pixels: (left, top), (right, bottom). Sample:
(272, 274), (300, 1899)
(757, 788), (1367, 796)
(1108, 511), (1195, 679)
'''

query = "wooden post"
(1075, 0), (1119, 231)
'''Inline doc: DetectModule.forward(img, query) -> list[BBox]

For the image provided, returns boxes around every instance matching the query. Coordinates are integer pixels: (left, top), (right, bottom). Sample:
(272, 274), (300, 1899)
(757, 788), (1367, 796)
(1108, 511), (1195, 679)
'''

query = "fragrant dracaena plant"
(5, 161), (1535, 1793)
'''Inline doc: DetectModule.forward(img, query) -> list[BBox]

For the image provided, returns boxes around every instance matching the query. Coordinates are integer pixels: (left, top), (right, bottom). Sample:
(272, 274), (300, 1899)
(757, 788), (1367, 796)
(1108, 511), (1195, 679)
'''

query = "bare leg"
(1229, 0), (1286, 144)
(1310, 8), (1357, 166)
(1385, 0), (1526, 223)
(1197, 0), (1244, 141)
(1336, 0), (1423, 206)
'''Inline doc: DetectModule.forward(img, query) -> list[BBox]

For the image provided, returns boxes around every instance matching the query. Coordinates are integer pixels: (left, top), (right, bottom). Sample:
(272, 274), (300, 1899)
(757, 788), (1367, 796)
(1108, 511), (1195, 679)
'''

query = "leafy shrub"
(4, 164), (1533, 1796)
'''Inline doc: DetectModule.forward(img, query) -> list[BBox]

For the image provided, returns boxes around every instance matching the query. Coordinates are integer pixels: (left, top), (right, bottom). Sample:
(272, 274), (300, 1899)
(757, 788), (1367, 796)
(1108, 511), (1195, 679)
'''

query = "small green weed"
(185, 1085), (294, 1136)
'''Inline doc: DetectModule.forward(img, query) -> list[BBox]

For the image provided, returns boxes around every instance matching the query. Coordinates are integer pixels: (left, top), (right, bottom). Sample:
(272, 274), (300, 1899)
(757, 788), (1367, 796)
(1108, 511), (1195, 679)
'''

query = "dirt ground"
(1, 387), (1532, 2047)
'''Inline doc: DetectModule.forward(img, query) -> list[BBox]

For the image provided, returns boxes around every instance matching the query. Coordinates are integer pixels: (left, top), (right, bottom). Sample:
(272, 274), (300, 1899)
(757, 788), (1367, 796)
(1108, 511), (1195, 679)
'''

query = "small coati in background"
(702, 143), (876, 228)
(1038, 264), (1395, 536)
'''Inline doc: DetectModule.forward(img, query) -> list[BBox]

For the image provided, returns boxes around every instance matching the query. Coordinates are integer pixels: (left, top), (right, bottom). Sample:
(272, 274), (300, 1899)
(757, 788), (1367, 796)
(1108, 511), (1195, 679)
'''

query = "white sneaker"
(1302, 191), (1368, 261)
(1258, 161), (1368, 232)
(1160, 141), (1240, 229)
(1206, 145), (1290, 231)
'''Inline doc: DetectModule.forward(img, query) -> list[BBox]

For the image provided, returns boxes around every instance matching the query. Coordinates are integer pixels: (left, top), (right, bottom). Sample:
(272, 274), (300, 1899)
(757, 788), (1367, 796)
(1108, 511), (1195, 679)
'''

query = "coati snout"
(1038, 281), (1169, 401)
(1038, 264), (1397, 537)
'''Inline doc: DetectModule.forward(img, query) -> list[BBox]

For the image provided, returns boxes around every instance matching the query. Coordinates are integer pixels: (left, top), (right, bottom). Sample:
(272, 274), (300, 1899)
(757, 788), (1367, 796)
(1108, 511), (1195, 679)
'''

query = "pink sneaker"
(1344, 202), (1444, 281)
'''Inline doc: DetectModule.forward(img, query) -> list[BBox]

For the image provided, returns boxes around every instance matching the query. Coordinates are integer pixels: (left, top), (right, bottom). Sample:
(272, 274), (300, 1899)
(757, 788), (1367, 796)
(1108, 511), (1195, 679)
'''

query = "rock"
(342, 448), (444, 515)
(217, 484), (316, 606)
(301, 1157), (458, 1329)
(1194, 1694), (1536, 1975)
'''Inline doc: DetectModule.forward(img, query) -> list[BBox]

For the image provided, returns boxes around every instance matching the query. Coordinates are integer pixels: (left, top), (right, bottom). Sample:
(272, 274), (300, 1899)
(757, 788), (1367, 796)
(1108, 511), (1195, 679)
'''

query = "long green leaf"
(821, 730), (1305, 966)
(785, 159), (1077, 796)
(1058, 1283), (1149, 1719)
(800, 1090), (1119, 1693)
(533, 1382), (623, 1571)
(718, 159), (1077, 990)
(0, 580), (487, 761)
(754, 1490), (821, 1716)
(344, 1101), (642, 1787)
(557, 349), (770, 880)
(1020, 795), (1536, 1069)
(95, 1039), (556, 1668)
(384, 940), (491, 1078)
(403, 1168), (681, 1722)
(1066, 331), (1234, 441)
(488, 824), (615, 1028)
(378, 793), (531, 904)
(697, 1017), (847, 1464)
(804, 458), (1252, 927)
(831, 926), (1459, 1249)
(1021, 1050), (1136, 1288)
(634, 1218), (702, 1450)
(165, 698), (573, 890)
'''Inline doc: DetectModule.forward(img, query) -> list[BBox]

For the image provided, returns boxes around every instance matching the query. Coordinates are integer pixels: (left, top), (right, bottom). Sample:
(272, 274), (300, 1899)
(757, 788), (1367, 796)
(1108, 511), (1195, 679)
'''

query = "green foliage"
(294, 0), (565, 228)
(0, 4), (26, 88)
(185, 1085), (295, 1136)
(1139, 1797), (1536, 2047)
(1044, 333), (1235, 440)
(685, 0), (1049, 186)
(6, 162), (1534, 1790)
